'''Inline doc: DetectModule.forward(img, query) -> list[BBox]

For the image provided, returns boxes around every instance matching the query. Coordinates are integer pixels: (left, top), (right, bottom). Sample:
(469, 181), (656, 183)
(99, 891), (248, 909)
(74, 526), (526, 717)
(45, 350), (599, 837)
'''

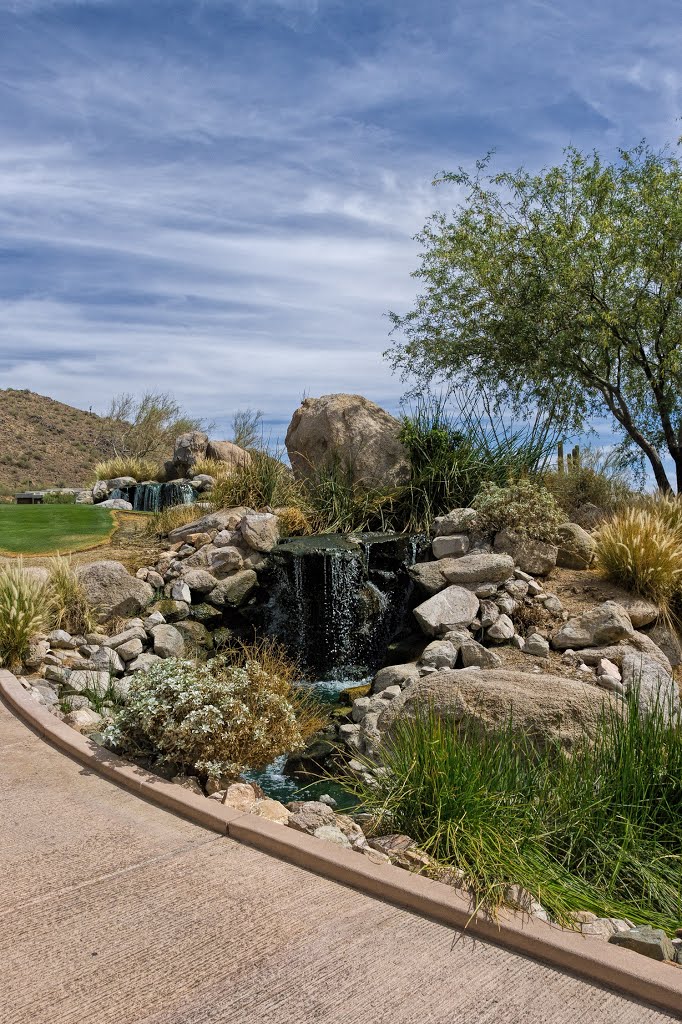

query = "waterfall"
(104, 481), (197, 512)
(264, 533), (426, 679)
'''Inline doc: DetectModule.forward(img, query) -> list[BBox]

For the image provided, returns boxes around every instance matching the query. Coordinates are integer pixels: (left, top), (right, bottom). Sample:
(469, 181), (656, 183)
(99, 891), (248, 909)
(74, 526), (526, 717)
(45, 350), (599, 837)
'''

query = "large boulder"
(413, 586), (479, 637)
(172, 431), (208, 476)
(408, 561), (448, 596)
(552, 601), (634, 650)
(441, 552), (514, 586)
(205, 440), (252, 470)
(378, 669), (621, 750)
(493, 528), (558, 576)
(556, 523), (597, 570)
(76, 561), (154, 624)
(621, 651), (680, 718)
(168, 506), (253, 543)
(285, 394), (410, 489)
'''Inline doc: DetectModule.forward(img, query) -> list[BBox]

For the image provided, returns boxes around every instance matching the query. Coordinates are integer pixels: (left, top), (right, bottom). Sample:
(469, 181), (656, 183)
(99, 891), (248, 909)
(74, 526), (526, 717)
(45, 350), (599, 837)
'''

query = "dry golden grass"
(595, 507), (682, 614)
(94, 456), (160, 482)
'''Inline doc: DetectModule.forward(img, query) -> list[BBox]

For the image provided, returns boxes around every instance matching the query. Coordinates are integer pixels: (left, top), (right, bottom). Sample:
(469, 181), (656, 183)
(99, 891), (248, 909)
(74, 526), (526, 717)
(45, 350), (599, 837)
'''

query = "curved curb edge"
(2, 668), (681, 1018)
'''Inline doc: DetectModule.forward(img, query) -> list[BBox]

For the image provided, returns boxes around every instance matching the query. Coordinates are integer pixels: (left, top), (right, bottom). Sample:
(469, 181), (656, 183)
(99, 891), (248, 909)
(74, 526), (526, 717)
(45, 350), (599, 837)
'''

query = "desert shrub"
(210, 449), (300, 511)
(191, 457), (231, 480)
(94, 456), (160, 482)
(42, 491), (77, 505)
(145, 503), (206, 537)
(274, 505), (314, 537)
(303, 461), (400, 534)
(543, 448), (635, 518)
(396, 392), (558, 532)
(97, 391), (203, 462)
(343, 699), (682, 931)
(472, 480), (567, 542)
(231, 408), (264, 451)
(105, 640), (324, 783)
(0, 562), (52, 668)
(48, 555), (93, 634)
(595, 508), (682, 612)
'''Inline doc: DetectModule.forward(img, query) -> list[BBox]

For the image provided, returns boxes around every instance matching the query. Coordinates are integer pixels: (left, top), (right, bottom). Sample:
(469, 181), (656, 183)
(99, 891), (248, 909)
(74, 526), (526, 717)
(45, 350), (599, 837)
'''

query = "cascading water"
(264, 532), (427, 678)
(108, 481), (197, 512)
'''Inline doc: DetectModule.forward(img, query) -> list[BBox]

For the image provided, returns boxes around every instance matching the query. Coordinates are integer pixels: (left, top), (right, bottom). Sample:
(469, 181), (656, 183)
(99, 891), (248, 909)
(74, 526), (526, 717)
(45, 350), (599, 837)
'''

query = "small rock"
(47, 629), (76, 649)
(313, 824), (352, 849)
(418, 639), (459, 671)
(89, 646), (125, 673)
(44, 665), (71, 685)
(253, 798), (290, 825)
(432, 534), (469, 559)
(64, 707), (103, 732)
(608, 926), (676, 962)
(126, 653), (163, 673)
(170, 580), (192, 603)
(222, 782), (259, 812)
(460, 640), (502, 668)
(152, 624), (186, 659)
(116, 638), (144, 662)
(287, 800), (337, 834)
(523, 633), (550, 658)
(486, 614), (515, 643)
(67, 669), (111, 694)
(318, 793), (337, 808)
(433, 508), (478, 536)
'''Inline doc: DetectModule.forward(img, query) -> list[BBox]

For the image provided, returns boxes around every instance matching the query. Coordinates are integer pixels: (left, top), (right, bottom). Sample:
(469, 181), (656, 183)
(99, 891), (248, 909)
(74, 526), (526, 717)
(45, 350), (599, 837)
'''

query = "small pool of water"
(245, 676), (368, 809)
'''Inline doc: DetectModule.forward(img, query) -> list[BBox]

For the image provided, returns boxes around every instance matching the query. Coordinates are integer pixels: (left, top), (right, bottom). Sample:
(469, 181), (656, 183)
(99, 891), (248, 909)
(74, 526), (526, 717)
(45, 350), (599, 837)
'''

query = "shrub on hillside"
(472, 480), (567, 542)
(104, 641), (324, 783)
(595, 508), (682, 613)
(0, 563), (52, 669)
(94, 456), (160, 482)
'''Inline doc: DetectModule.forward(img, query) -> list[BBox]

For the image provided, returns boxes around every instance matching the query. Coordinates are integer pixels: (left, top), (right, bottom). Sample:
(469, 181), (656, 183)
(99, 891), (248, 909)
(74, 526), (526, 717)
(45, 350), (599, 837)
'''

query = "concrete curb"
(2, 668), (681, 1017)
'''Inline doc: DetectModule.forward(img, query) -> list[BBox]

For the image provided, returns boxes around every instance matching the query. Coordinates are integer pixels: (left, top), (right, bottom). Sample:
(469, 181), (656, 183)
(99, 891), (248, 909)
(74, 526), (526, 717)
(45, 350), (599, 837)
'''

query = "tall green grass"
(344, 697), (682, 931)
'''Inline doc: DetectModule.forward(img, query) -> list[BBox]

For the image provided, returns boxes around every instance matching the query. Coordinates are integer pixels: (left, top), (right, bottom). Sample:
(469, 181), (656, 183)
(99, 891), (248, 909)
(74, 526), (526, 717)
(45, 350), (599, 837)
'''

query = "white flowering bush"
(104, 644), (323, 783)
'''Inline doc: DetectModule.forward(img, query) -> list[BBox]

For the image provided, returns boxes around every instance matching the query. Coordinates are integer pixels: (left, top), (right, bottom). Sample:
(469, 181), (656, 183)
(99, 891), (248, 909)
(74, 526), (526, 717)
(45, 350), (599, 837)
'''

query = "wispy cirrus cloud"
(0, 0), (680, 435)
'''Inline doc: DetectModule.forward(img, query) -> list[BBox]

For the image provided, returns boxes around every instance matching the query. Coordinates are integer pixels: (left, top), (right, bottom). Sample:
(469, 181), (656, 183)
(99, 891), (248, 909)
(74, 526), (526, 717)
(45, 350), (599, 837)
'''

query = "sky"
(0, 0), (680, 441)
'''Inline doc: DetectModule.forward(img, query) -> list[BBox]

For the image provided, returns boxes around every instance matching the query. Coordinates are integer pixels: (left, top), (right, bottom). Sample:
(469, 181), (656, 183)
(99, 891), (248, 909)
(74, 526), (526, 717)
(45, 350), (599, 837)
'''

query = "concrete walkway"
(0, 699), (678, 1024)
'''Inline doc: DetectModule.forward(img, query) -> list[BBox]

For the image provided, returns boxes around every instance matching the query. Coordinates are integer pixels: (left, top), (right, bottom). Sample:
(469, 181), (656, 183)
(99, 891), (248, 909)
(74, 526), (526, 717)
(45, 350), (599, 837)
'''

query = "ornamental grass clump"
(0, 562), (52, 669)
(48, 555), (93, 635)
(595, 508), (682, 614)
(472, 479), (567, 542)
(93, 456), (160, 482)
(105, 640), (325, 785)
(343, 698), (682, 931)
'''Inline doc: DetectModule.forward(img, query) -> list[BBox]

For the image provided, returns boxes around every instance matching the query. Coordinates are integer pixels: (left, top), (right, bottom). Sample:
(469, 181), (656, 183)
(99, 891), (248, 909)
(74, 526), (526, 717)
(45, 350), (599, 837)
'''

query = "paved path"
(0, 699), (678, 1024)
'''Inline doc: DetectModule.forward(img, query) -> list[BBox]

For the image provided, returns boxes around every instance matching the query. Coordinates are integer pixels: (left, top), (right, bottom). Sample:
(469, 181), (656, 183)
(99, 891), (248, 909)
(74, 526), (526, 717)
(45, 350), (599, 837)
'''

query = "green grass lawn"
(0, 504), (116, 555)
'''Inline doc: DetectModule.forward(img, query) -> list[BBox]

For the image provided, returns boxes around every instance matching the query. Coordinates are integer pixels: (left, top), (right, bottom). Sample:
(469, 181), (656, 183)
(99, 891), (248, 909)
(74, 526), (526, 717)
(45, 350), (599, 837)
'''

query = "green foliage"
(210, 449), (300, 511)
(94, 456), (160, 482)
(231, 408), (264, 451)
(388, 142), (682, 493)
(543, 448), (635, 519)
(472, 479), (567, 542)
(48, 555), (94, 635)
(98, 391), (202, 463)
(105, 642), (324, 783)
(42, 491), (77, 505)
(303, 461), (399, 534)
(396, 392), (559, 532)
(595, 508), (682, 614)
(344, 702), (682, 931)
(0, 562), (52, 669)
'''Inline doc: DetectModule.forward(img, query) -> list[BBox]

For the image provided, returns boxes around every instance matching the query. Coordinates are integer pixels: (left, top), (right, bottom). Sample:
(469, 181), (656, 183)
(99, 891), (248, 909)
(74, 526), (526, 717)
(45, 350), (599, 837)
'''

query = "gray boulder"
(206, 569), (258, 608)
(285, 393), (410, 489)
(77, 561), (154, 624)
(378, 669), (620, 750)
(494, 528), (558, 576)
(441, 552), (514, 586)
(173, 430), (208, 476)
(608, 926), (675, 962)
(459, 640), (502, 669)
(98, 498), (133, 511)
(168, 506), (253, 543)
(372, 663), (420, 693)
(433, 508), (478, 536)
(647, 623), (682, 667)
(240, 512), (280, 553)
(556, 523), (596, 569)
(206, 439), (252, 469)
(179, 568), (218, 596)
(552, 601), (634, 650)
(413, 586), (480, 637)
(418, 640), (458, 671)
(152, 624), (186, 659)
(432, 534), (469, 559)
(408, 561), (448, 596)
(621, 651), (680, 717)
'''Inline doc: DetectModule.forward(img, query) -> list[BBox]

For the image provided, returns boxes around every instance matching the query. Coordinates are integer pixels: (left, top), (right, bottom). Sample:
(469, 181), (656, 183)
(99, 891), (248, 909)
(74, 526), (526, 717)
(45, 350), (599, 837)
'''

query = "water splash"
(104, 481), (196, 512)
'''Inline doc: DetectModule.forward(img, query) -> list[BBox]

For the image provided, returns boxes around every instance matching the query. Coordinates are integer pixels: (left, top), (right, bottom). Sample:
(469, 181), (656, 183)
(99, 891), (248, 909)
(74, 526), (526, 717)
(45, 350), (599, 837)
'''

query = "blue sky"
(1, 0), (680, 440)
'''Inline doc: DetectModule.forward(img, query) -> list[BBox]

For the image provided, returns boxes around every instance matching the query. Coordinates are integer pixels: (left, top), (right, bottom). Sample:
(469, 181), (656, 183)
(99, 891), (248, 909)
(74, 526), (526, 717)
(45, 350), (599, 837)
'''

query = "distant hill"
(0, 389), (109, 494)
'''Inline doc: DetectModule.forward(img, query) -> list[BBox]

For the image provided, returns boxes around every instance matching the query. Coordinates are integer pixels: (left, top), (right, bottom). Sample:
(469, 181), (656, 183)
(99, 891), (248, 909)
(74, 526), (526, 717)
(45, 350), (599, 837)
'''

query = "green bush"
(472, 479), (567, 542)
(105, 641), (324, 784)
(42, 491), (77, 505)
(0, 562), (52, 669)
(344, 700), (682, 931)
